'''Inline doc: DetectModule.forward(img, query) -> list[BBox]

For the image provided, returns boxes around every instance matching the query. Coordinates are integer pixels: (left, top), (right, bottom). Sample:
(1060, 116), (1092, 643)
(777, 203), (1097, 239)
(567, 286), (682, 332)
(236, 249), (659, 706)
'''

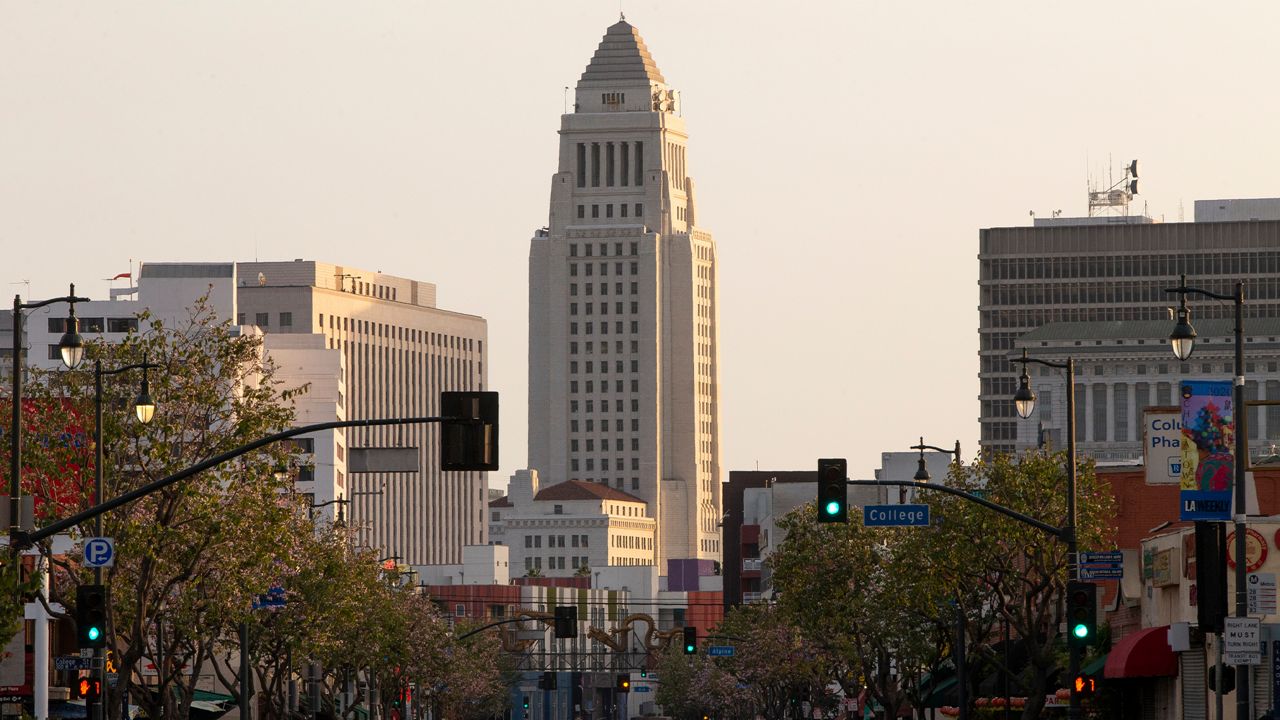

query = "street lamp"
(1010, 348), (1080, 720)
(9, 283), (90, 544)
(91, 352), (160, 720)
(1164, 274), (1249, 720)
(910, 437), (961, 483)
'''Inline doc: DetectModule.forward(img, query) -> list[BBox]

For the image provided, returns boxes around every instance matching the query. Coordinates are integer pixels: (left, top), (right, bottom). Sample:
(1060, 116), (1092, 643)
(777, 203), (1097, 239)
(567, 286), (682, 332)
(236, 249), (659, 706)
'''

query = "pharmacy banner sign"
(1179, 380), (1234, 521)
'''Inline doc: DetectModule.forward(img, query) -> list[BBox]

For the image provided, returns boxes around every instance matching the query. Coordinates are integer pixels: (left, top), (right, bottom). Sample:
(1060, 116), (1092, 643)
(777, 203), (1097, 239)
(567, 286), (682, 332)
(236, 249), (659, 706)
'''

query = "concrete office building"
(490, 470), (656, 577)
(1015, 318), (1280, 462)
(235, 260), (489, 565)
(528, 19), (724, 566)
(979, 211), (1280, 455)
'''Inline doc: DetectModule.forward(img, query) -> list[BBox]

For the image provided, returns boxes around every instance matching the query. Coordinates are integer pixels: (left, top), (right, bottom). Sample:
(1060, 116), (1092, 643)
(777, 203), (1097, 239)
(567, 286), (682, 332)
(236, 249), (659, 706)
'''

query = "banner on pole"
(1179, 380), (1234, 521)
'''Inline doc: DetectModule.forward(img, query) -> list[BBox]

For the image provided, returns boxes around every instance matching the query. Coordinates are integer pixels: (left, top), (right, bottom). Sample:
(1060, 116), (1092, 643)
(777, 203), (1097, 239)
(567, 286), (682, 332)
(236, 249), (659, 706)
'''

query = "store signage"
(1144, 409), (1182, 485)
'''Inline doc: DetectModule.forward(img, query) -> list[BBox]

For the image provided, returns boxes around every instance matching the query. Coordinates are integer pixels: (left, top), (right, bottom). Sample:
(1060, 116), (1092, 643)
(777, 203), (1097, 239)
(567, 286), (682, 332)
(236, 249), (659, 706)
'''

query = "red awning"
(1104, 626), (1177, 678)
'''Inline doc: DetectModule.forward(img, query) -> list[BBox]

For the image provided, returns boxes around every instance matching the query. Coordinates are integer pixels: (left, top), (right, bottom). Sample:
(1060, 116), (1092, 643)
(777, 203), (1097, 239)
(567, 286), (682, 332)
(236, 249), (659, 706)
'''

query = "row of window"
(570, 302), (639, 317)
(612, 535), (651, 550)
(576, 203), (644, 220)
(570, 379), (640, 393)
(48, 317), (138, 334)
(570, 322), (640, 336)
(571, 458), (640, 471)
(571, 359), (640, 373)
(573, 418), (640, 432)
(569, 262), (639, 277)
(319, 313), (482, 352)
(570, 341), (639, 356)
(572, 399), (641, 413)
(571, 242), (639, 257)
(238, 311), (293, 328)
(571, 438), (640, 452)
(983, 252), (1280, 282)
(524, 556), (590, 570)
(524, 534), (589, 549)
(570, 282), (639, 297)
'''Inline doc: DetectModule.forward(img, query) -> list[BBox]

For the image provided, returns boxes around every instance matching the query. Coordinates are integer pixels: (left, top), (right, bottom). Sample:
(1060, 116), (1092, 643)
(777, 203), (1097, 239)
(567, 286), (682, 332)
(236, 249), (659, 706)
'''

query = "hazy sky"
(6, 1), (1280, 488)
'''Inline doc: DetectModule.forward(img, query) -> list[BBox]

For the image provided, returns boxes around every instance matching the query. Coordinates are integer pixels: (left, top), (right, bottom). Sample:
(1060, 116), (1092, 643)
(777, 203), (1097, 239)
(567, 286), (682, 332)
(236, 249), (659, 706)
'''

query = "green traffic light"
(87, 627), (100, 641)
(824, 500), (840, 516)
(685, 644), (695, 653)
(1072, 623), (1088, 639)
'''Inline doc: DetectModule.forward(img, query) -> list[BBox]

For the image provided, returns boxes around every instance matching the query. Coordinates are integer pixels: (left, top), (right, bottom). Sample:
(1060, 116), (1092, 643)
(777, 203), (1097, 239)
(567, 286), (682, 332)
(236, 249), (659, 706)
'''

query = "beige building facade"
(528, 20), (723, 565)
(236, 260), (489, 564)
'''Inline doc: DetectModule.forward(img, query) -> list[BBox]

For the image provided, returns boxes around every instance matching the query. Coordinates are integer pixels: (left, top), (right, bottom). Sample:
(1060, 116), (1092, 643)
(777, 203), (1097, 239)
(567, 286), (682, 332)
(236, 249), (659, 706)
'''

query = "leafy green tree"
(921, 450), (1113, 719)
(17, 300), (302, 720)
(770, 510), (952, 720)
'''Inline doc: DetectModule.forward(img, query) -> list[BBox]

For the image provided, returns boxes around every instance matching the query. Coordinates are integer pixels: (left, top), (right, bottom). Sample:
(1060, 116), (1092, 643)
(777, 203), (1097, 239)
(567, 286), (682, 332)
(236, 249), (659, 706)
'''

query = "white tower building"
(528, 19), (723, 565)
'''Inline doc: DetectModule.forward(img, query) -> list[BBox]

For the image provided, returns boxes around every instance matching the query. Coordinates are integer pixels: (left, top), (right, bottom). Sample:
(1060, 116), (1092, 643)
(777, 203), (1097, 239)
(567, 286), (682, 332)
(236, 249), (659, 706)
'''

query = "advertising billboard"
(1179, 380), (1234, 521)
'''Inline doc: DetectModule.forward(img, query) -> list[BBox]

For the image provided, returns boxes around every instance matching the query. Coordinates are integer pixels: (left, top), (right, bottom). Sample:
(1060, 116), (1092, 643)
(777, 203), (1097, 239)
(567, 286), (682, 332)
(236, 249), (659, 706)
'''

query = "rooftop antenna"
(1087, 157), (1139, 217)
(564, 86), (569, 114)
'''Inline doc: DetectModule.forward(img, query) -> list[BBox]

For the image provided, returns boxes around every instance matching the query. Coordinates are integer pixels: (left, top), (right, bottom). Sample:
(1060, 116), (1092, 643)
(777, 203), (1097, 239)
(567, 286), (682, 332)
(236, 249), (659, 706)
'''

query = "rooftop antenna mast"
(1087, 157), (1140, 217)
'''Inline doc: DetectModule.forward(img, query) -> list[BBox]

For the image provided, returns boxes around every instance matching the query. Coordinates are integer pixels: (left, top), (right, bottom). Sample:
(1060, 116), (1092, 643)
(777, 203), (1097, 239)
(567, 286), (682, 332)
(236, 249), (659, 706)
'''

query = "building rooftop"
(579, 20), (665, 86)
(533, 479), (646, 504)
(489, 496), (513, 508)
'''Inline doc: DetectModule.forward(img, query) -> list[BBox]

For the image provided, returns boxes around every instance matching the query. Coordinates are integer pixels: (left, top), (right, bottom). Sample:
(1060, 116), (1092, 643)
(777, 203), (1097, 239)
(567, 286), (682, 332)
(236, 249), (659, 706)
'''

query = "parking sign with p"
(84, 538), (115, 568)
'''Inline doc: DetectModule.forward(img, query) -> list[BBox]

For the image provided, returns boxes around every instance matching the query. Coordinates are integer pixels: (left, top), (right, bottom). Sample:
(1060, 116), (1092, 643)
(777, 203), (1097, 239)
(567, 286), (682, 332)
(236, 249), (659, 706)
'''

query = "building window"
(107, 318), (138, 333)
(606, 204), (614, 218)
(255, 312), (269, 327)
(280, 312), (292, 328)
(455, 604), (466, 617)
(635, 203), (643, 216)
(491, 511), (500, 521)
(592, 204), (600, 218)
(554, 504), (564, 515)
(577, 205), (585, 219)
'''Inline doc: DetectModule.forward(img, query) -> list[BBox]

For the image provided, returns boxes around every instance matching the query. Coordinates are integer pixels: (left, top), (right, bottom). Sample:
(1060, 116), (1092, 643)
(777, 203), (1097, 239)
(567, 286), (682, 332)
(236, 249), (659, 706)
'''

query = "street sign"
(1078, 550), (1123, 580)
(54, 656), (92, 671)
(252, 585), (286, 610)
(83, 538), (114, 568)
(1080, 551), (1123, 564)
(1078, 566), (1123, 580)
(632, 686), (652, 693)
(708, 645), (735, 657)
(862, 504), (930, 527)
(1225, 617), (1262, 665)
(1248, 573), (1277, 615)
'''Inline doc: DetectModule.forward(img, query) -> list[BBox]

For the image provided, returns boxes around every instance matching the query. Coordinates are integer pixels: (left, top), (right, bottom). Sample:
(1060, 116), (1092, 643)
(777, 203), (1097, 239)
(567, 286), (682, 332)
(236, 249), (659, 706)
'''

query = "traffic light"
(1196, 521), (1227, 633)
(538, 671), (556, 690)
(817, 458), (847, 523)
(616, 674), (631, 692)
(522, 696), (529, 709)
(1073, 675), (1096, 696)
(77, 678), (101, 702)
(554, 606), (578, 639)
(639, 669), (648, 678)
(76, 584), (107, 649)
(682, 626), (697, 654)
(441, 391), (499, 471)
(1065, 581), (1097, 647)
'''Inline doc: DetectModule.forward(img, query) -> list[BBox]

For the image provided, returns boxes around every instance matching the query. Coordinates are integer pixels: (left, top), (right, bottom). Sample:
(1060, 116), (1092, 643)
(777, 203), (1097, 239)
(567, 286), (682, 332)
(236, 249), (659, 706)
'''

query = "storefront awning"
(1104, 626), (1177, 678)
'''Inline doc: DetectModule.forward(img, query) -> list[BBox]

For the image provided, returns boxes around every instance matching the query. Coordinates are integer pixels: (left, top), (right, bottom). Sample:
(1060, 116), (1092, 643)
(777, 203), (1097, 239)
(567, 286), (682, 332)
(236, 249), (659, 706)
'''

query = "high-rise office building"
(237, 260), (489, 564)
(979, 212), (1280, 455)
(528, 19), (723, 565)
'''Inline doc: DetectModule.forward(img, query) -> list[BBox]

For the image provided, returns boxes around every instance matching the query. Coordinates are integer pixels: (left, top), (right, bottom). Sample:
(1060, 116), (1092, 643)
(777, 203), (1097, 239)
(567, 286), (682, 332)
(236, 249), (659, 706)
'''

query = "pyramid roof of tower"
(579, 20), (666, 85)
(534, 480), (645, 504)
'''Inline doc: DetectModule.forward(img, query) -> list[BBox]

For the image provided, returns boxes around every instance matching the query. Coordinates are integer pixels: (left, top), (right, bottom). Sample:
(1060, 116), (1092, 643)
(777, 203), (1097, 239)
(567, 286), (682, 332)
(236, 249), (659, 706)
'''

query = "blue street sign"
(708, 645), (735, 657)
(632, 686), (652, 693)
(1079, 566), (1123, 580)
(863, 504), (930, 527)
(252, 585), (287, 610)
(1080, 551), (1123, 564)
(84, 537), (115, 568)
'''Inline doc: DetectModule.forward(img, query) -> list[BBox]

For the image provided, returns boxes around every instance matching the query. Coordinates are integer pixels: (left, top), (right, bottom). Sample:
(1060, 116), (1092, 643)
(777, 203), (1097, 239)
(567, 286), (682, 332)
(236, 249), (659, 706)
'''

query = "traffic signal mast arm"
(16, 412), (485, 548)
(844, 479), (1069, 542)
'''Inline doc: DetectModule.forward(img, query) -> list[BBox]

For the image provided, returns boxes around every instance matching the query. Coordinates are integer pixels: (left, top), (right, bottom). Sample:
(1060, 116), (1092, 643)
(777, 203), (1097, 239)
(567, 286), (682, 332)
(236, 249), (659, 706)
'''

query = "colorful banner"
(1179, 380), (1234, 521)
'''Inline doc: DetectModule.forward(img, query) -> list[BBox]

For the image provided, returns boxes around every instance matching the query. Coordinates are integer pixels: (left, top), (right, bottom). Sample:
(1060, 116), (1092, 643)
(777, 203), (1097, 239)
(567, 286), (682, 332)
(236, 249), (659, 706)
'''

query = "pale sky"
(5, 1), (1280, 488)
